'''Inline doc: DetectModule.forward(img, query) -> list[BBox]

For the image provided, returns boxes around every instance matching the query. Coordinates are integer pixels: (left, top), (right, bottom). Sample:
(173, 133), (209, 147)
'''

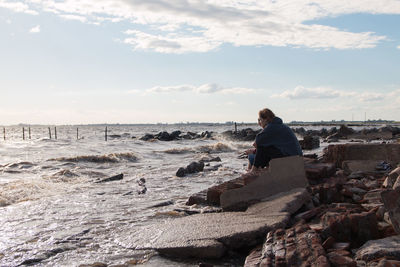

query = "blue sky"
(1, 0), (400, 125)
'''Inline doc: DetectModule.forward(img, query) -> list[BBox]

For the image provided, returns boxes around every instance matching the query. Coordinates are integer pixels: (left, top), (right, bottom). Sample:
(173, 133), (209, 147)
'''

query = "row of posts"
(2, 127), (109, 141)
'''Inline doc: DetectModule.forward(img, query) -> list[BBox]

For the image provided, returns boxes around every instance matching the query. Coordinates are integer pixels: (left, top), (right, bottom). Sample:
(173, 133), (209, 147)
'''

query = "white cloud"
(29, 25), (40, 33)
(3, 0), (400, 52)
(0, 1), (38, 15)
(146, 83), (256, 94)
(271, 85), (397, 104)
(271, 86), (353, 99)
(59, 14), (87, 23)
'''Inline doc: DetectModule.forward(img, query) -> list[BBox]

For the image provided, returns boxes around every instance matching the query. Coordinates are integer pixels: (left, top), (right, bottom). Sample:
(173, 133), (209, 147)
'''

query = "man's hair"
(259, 108), (275, 123)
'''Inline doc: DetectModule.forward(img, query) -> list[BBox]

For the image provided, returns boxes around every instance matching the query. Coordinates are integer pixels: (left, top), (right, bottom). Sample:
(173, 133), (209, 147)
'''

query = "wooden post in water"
(29, 127), (31, 139)
(54, 127), (57, 140)
(23, 127), (25, 140)
(76, 128), (79, 140)
(234, 122), (237, 134)
(3, 127), (5, 141)
(48, 127), (52, 139)
(105, 126), (108, 141)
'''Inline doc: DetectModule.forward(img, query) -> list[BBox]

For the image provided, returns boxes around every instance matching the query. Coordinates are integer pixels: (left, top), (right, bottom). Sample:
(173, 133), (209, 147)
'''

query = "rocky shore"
(124, 143), (400, 267)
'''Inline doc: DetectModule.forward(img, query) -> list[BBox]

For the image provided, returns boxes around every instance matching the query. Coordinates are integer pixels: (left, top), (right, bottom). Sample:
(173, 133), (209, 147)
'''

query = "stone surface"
(305, 162), (336, 181)
(300, 135), (320, 150)
(117, 188), (310, 259)
(245, 223), (329, 267)
(327, 252), (357, 267)
(324, 144), (400, 168)
(95, 173), (123, 183)
(342, 160), (384, 175)
(220, 156), (308, 211)
(381, 189), (400, 234)
(355, 235), (400, 262)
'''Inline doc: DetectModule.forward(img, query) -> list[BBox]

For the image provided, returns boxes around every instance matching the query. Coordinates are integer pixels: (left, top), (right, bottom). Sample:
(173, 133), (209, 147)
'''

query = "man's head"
(258, 108), (275, 128)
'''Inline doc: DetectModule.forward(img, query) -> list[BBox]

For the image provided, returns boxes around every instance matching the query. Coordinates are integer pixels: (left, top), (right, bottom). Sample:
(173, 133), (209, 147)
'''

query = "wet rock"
(384, 167), (400, 188)
(199, 156), (221, 163)
(186, 189), (208, 205)
(221, 128), (260, 141)
(140, 133), (155, 141)
(95, 173), (123, 183)
(355, 235), (400, 262)
(137, 178), (146, 186)
(176, 161), (205, 177)
(149, 200), (174, 208)
(138, 186), (147, 195)
(79, 262), (107, 267)
(300, 135), (320, 150)
(118, 188), (309, 259)
(176, 167), (186, 177)
(381, 188), (400, 234)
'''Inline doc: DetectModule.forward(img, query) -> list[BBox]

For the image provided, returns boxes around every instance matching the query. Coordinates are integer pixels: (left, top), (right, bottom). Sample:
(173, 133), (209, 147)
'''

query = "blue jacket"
(255, 117), (303, 156)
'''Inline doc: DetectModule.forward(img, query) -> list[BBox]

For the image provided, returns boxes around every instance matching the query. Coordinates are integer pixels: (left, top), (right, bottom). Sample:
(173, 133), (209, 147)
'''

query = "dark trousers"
(253, 146), (285, 168)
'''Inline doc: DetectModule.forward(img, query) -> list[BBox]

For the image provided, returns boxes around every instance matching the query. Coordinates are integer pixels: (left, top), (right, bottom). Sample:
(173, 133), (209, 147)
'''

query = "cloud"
(2, 0), (400, 52)
(271, 86), (353, 99)
(146, 83), (256, 94)
(271, 85), (395, 103)
(0, 1), (38, 15)
(29, 25), (40, 33)
(59, 14), (87, 23)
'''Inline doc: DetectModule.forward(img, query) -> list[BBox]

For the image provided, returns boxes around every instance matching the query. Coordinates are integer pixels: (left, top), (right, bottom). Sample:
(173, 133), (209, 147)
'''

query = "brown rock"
(305, 162), (336, 181)
(377, 258), (400, 267)
(381, 188), (400, 234)
(322, 236), (335, 250)
(327, 252), (357, 267)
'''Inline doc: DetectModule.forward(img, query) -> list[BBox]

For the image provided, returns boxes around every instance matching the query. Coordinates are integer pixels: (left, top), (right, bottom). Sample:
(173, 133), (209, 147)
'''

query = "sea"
(0, 124), (380, 266)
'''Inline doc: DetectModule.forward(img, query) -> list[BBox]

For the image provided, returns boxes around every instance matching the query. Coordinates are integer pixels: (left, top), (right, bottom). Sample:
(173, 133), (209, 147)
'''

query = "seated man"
(245, 108), (302, 175)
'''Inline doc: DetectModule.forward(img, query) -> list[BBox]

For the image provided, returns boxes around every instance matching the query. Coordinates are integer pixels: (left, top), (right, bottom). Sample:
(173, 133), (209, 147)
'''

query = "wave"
(49, 152), (138, 163)
(197, 142), (235, 153)
(0, 179), (65, 207)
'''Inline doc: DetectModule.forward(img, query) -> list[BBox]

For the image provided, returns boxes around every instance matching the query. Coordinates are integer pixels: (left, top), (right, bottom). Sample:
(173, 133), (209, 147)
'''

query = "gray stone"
(220, 156), (308, 210)
(381, 188), (400, 234)
(116, 188), (310, 259)
(355, 235), (400, 261)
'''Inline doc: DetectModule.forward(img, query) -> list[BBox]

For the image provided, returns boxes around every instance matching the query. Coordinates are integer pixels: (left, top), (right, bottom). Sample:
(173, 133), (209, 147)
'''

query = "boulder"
(305, 162), (336, 182)
(176, 161), (205, 177)
(381, 188), (400, 234)
(323, 144), (400, 168)
(384, 167), (400, 188)
(355, 235), (400, 262)
(219, 156), (309, 211)
(300, 135), (320, 150)
(139, 133), (155, 141)
(244, 223), (329, 267)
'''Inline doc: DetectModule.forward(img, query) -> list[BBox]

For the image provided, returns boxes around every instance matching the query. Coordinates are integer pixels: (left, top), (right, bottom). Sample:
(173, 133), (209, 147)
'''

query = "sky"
(1, 0), (400, 125)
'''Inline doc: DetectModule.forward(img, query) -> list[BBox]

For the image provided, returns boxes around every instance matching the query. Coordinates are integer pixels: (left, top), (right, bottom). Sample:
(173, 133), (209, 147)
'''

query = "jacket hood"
(270, 117), (283, 124)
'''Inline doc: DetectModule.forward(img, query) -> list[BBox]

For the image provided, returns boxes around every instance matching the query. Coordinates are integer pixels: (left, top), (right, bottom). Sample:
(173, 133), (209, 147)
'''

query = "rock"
(244, 246), (262, 267)
(322, 236), (336, 250)
(140, 133), (155, 141)
(323, 144), (400, 168)
(327, 252), (357, 267)
(199, 156), (221, 163)
(300, 135), (320, 150)
(186, 190), (208, 206)
(149, 200), (174, 208)
(343, 160), (384, 175)
(294, 207), (322, 222)
(381, 188), (400, 234)
(176, 161), (205, 177)
(116, 188), (309, 259)
(137, 186), (147, 195)
(376, 259), (400, 267)
(321, 210), (379, 248)
(304, 162), (336, 182)
(170, 130), (181, 139)
(221, 128), (260, 141)
(95, 173), (123, 183)
(219, 156), (309, 211)
(355, 235), (400, 262)
(394, 176), (400, 190)
(157, 131), (172, 141)
(250, 223), (330, 267)
(176, 167), (186, 177)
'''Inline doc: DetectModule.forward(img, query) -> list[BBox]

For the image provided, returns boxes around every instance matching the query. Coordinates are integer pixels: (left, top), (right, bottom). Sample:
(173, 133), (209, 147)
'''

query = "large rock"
(324, 144), (400, 168)
(116, 188), (310, 259)
(219, 156), (309, 211)
(244, 223), (329, 267)
(299, 135), (320, 150)
(381, 188), (400, 234)
(342, 160), (384, 175)
(355, 235), (400, 261)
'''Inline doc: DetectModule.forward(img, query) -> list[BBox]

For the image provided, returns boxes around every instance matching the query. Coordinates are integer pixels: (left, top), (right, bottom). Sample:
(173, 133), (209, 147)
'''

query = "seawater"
(0, 124), (343, 266)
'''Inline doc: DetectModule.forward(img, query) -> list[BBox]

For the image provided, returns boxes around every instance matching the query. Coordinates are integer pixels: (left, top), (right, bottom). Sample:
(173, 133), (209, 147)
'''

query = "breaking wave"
(0, 179), (66, 207)
(197, 142), (235, 153)
(49, 152), (139, 163)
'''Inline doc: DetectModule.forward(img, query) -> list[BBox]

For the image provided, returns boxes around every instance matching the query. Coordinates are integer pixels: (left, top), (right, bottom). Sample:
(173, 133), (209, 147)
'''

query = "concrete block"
(220, 156), (308, 211)
(342, 160), (383, 175)
(324, 144), (400, 168)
